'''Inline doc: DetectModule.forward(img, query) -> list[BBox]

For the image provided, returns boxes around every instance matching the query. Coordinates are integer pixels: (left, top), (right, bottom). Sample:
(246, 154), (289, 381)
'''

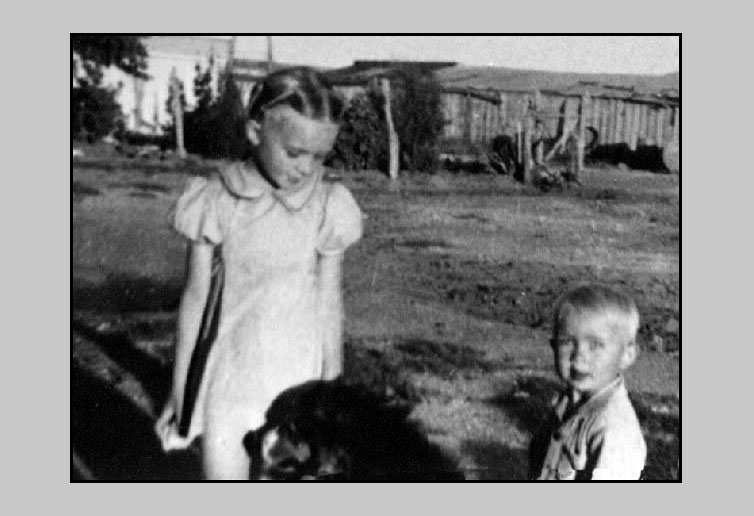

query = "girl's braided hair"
(247, 66), (345, 123)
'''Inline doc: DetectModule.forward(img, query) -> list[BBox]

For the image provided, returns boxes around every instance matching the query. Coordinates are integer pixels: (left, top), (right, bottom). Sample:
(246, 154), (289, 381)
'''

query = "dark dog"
(243, 379), (464, 481)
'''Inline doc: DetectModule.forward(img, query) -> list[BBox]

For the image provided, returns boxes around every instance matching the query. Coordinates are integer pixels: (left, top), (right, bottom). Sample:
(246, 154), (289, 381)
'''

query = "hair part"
(247, 66), (345, 124)
(552, 284), (640, 344)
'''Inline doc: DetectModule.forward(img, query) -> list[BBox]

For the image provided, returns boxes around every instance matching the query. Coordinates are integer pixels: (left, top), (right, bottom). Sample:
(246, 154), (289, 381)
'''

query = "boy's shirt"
(537, 376), (646, 480)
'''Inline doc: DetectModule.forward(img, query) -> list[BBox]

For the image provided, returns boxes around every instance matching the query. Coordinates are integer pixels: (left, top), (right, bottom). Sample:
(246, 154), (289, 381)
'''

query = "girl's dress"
(171, 163), (362, 442)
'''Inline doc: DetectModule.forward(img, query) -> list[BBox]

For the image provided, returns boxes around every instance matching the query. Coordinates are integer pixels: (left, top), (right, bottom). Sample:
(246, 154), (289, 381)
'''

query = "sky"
(230, 35), (679, 75)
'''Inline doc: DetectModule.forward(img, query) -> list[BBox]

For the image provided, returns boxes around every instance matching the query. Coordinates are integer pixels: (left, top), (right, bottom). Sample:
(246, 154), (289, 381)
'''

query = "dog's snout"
(261, 427), (311, 467)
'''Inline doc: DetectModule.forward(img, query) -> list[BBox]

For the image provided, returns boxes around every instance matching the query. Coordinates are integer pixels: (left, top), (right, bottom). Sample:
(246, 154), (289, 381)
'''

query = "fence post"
(672, 107), (679, 144)
(656, 108), (665, 147)
(592, 97), (601, 140)
(532, 90), (544, 165)
(614, 100), (624, 144)
(607, 99), (617, 144)
(629, 103), (641, 151)
(623, 101), (633, 147)
(576, 92), (590, 181)
(599, 98), (609, 145)
(639, 104), (649, 144)
(523, 115), (533, 184)
(380, 78), (399, 181)
(465, 90), (473, 143)
(498, 92), (507, 135)
(170, 68), (186, 159)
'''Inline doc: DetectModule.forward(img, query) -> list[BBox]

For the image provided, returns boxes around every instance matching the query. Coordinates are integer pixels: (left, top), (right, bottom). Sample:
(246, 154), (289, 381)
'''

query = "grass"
(72, 181), (101, 198)
(73, 162), (679, 480)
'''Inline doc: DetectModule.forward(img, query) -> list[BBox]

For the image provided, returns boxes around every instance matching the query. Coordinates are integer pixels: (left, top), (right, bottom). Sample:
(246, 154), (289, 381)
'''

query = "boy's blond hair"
(552, 284), (640, 345)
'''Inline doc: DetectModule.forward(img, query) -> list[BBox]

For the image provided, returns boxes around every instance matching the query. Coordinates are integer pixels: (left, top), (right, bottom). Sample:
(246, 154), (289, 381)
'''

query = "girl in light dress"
(154, 67), (363, 479)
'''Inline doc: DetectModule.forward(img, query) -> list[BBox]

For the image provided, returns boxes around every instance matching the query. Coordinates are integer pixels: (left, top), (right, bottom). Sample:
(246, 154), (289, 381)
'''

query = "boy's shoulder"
(588, 380), (644, 442)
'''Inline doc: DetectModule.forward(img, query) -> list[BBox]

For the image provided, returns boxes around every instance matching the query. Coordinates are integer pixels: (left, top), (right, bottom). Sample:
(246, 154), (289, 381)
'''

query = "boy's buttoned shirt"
(537, 377), (646, 480)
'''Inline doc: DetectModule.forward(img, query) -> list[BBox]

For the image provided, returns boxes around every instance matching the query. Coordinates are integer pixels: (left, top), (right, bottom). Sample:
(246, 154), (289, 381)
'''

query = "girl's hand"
(154, 397), (193, 452)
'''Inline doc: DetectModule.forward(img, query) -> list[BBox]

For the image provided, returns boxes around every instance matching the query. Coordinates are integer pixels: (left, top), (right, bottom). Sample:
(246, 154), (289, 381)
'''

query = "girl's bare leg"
(202, 413), (252, 480)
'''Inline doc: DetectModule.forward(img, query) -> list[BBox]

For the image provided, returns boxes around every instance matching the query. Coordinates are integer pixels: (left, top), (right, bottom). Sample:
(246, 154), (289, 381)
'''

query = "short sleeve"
(171, 176), (223, 244)
(317, 183), (363, 256)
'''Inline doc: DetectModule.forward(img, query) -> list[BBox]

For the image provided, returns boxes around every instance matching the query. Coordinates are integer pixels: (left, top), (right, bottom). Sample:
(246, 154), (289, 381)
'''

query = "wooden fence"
(439, 88), (679, 151)
(333, 81), (679, 153)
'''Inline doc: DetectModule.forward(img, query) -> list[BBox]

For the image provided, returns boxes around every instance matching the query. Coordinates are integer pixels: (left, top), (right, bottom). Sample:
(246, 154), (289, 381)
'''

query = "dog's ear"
(242, 430), (258, 455)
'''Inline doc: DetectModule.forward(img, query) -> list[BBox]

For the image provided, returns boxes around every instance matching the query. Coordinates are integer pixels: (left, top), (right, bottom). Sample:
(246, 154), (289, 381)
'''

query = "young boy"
(532, 284), (647, 480)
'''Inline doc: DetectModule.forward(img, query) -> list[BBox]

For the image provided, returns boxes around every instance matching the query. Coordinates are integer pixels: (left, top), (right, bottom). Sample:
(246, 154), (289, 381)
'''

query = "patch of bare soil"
(410, 254), (679, 352)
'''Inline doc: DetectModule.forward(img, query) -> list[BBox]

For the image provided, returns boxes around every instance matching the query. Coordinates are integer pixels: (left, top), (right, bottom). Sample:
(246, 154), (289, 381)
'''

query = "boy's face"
(551, 308), (637, 398)
(247, 107), (339, 193)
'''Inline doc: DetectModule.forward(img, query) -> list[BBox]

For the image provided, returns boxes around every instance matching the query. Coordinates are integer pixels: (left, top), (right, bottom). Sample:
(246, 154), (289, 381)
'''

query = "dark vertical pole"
(381, 78), (399, 181)
(267, 35), (273, 72)
(170, 68), (186, 159)
(576, 92), (589, 181)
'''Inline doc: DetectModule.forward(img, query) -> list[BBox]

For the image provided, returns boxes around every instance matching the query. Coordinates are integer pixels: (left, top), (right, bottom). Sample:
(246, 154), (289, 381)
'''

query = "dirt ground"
(72, 160), (679, 480)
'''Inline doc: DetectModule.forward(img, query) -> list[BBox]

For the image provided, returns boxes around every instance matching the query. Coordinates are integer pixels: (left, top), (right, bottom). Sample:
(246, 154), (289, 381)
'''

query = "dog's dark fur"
(243, 379), (464, 481)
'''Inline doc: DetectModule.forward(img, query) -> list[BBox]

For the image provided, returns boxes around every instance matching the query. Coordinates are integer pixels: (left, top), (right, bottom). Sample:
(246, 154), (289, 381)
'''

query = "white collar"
(220, 162), (270, 199)
(220, 162), (322, 211)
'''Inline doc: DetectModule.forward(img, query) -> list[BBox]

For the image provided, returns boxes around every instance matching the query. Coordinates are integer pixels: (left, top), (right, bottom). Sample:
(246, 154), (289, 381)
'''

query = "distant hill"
(435, 66), (679, 95)
(325, 61), (679, 98)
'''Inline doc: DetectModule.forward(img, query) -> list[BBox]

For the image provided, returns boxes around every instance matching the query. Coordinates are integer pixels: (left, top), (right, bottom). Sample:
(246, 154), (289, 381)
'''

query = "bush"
(184, 74), (249, 160)
(327, 92), (387, 171)
(327, 71), (446, 174)
(164, 63), (250, 160)
(391, 70), (446, 172)
(72, 85), (123, 142)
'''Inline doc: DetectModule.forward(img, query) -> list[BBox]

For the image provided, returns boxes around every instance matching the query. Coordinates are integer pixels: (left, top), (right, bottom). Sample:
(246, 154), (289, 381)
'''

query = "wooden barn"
(433, 64), (679, 149)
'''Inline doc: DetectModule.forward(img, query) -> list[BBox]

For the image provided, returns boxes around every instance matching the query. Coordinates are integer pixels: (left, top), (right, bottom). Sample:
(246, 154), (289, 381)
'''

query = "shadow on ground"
(72, 319), (172, 407)
(72, 312), (201, 480)
(73, 273), (183, 312)
(459, 440), (530, 480)
(71, 362), (202, 480)
(630, 391), (680, 480)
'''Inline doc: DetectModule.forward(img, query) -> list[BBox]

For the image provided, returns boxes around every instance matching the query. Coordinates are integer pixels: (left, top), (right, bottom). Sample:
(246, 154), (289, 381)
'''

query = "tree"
(192, 58), (215, 114)
(71, 35), (150, 142)
(327, 92), (387, 171)
(72, 85), (123, 142)
(390, 69), (446, 172)
(210, 71), (249, 159)
(171, 62), (249, 160)
(326, 71), (446, 174)
(72, 35), (149, 86)
(181, 60), (218, 156)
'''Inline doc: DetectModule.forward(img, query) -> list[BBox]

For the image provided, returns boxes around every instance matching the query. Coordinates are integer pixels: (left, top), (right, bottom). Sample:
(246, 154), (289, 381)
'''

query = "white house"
(75, 36), (312, 135)
(96, 36), (233, 134)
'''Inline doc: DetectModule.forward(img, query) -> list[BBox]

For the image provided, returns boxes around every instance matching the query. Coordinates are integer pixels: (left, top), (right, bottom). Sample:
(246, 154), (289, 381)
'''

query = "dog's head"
(243, 421), (351, 480)
(243, 379), (462, 481)
(243, 380), (357, 480)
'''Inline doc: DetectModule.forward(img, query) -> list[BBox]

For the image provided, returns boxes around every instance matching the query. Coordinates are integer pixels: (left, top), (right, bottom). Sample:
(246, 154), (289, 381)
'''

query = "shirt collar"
(220, 162), (322, 211)
(555, 376), (625, 423)
(220, 162), (271, 199)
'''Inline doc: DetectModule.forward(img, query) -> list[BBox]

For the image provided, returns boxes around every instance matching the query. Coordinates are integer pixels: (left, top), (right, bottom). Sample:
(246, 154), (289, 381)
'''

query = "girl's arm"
(171, 240), (214, 417)
(318, 253), (345, 380)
